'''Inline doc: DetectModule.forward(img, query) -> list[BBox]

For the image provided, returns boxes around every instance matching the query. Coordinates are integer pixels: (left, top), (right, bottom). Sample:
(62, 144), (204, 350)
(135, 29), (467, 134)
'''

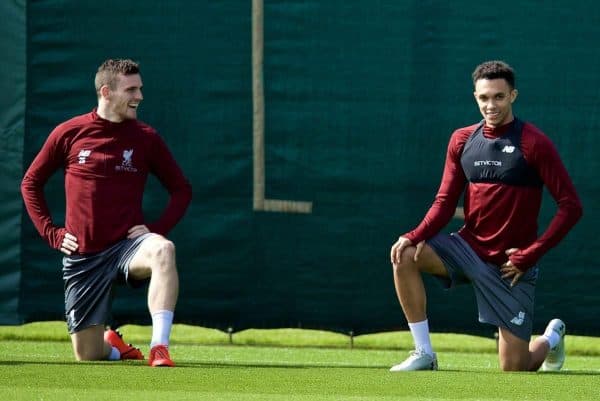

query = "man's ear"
(510, 89), (518, 103)
(100, 85), (111, 99)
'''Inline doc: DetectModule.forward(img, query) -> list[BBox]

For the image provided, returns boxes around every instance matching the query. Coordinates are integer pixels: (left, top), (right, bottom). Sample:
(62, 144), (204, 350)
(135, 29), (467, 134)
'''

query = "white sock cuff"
(151, 309), (174, 348)
(408, 319), (430, 331)
(408, 319), (434, 356)
(108, 346), (120, 361)
(152, 310), (174, 320)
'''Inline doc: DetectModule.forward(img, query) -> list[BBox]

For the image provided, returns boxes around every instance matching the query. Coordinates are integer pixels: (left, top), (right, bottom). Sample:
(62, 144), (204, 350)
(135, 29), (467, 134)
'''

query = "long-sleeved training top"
(21, 109), (192, 254)
(404, 118), (582, 271)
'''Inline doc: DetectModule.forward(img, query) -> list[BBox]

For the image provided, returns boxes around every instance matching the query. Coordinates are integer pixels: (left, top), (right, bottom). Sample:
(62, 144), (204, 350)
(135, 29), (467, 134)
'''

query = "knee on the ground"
(74, 347), (105, 361)
(499, 355), (529, 372)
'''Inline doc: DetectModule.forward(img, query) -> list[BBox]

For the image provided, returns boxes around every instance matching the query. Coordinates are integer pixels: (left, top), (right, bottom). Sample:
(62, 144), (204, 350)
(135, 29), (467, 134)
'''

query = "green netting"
(0, 0), (25, 324)
(1, 1), (598, 336)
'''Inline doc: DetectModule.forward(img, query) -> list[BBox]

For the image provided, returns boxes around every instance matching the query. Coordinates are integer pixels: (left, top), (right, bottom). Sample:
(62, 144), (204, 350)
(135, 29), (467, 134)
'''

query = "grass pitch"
(1, 323), (599, 401)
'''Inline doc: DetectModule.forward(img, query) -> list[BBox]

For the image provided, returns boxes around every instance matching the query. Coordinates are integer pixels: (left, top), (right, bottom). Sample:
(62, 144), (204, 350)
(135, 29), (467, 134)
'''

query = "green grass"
(1, 322), (599, 401)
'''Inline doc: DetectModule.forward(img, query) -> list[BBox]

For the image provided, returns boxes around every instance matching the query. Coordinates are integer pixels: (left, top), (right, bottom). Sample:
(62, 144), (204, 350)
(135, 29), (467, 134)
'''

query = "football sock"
(108, 346), (120, 360)
(151, 309), (174, 348)
(543, 327), (561, 349)
(408, 319), (434, 356)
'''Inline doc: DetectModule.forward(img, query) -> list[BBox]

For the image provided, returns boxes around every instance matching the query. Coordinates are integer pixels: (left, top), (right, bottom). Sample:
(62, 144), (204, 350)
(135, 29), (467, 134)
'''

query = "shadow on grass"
(2, 359), (598, 376)
(172, 361), (600, 375)
(0, 360), (140, 367)
(424, 368), (600, 376)
(176, 361), (389, 369)
(0, 359), (386, 369)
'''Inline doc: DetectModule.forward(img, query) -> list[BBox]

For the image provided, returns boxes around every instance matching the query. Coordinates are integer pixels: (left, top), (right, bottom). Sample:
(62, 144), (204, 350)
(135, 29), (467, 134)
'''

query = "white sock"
(151, 309), (174, 348)
(108, 346), (120, 360)
(408, 319), (434, 356)
(543, 327), (561, 349)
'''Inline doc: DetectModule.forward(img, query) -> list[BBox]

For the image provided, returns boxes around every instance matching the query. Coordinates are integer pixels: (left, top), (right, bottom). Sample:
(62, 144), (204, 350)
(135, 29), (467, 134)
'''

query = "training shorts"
(62, 233), (153, 333)
(427, 232), (538, 341)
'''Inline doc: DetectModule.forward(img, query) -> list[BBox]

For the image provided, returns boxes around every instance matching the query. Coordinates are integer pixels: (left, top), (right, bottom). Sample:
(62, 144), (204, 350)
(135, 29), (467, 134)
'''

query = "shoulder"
(451, 123), (481, 140)
(448, 122), (481, 151)
(45, 112), (95, 147)
(519, 121), (562, 166)
(520, 121), (557, 152)
(52, 112), (94, 133)
(521, 121), (549, 139)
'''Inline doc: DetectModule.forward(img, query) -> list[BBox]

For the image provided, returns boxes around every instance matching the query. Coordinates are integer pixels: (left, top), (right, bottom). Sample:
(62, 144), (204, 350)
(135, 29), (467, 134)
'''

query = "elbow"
(183, 182), (193, 204)
(171, 181), (192, 204)
(177, 181), (193, 210)
(20, 175), (32, 197)
(575, 203), (583, 222)
(569, 199), (583, 223)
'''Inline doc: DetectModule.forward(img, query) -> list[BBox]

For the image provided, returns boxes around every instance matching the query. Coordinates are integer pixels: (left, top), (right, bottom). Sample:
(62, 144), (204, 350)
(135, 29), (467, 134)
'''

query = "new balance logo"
(502, 145), (515, 153)
(67, 309), (76, 326)
(78, 150), (91, 164)
(510, 311), (526, 326)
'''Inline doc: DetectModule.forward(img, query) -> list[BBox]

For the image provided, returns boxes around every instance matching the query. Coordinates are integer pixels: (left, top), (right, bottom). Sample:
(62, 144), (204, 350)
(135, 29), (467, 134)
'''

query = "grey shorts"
(62, 233), (152, 333)
(427, 232), (538, 341)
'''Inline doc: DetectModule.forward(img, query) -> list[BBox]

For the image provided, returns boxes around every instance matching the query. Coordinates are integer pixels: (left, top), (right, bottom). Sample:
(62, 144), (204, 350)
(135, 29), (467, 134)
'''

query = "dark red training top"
(404, 119), (582, 271)
(21, 110), (192, 254)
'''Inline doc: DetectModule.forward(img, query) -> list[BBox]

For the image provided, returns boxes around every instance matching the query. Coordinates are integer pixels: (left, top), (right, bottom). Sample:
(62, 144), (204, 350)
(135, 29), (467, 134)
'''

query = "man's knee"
(499, 354), (529, 371)
(74, 347), (105, 361)
(147, 238), (177, 275)
(393, 244), (447, 278)
(71, 329), (106, 361)
(498, 330), (531, 371)
(150, 238), (177, 282)
(392, 247), (420, 276)
(152, 238), (176, 261)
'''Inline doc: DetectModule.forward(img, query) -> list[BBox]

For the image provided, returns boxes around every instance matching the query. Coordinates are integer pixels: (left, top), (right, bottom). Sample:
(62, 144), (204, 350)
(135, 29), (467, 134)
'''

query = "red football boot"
(148, 344), (175, 367)
(104, 329), (144, 360)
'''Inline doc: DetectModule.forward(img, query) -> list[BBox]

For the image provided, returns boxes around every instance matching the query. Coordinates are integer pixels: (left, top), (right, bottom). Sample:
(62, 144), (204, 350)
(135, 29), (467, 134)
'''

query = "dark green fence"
(1, 1), (598, 336)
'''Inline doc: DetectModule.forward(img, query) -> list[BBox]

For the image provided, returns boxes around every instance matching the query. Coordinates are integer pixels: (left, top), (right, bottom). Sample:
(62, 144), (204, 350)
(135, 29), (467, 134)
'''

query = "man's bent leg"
(127, 234), (178, 366)
(71, 325), (111, 361)
(128, 234), (178, 313)
(390, 244), (447, 371)
(498, 327), (548, 371)
(392, 244), (448, 323)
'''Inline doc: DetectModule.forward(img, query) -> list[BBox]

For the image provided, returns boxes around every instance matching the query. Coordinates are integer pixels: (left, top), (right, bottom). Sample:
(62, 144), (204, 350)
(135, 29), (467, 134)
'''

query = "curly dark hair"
(94, 59), (140, 96)
(472, 60), (515, 89)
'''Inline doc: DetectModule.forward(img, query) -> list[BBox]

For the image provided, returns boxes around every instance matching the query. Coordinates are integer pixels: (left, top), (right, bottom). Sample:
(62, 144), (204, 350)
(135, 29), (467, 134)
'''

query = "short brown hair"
(94, 59), (140, 96)
(472, 60), (515, 89)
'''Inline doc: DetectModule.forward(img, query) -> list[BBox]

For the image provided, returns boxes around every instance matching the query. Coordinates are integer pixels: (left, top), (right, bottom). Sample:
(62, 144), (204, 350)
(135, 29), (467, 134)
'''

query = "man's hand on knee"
(127, 224), (150, 239)
(391, 237), (424, 265)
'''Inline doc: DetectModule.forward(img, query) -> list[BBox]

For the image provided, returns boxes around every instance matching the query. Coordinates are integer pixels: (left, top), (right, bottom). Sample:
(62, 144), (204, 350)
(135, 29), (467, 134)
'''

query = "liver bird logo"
(122, 149), (134, 167)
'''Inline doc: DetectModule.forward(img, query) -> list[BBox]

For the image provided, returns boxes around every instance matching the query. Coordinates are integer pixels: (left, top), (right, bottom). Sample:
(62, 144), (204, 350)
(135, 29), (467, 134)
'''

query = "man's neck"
(483, 118), (514, 138)
(96, 104), (123, 123)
